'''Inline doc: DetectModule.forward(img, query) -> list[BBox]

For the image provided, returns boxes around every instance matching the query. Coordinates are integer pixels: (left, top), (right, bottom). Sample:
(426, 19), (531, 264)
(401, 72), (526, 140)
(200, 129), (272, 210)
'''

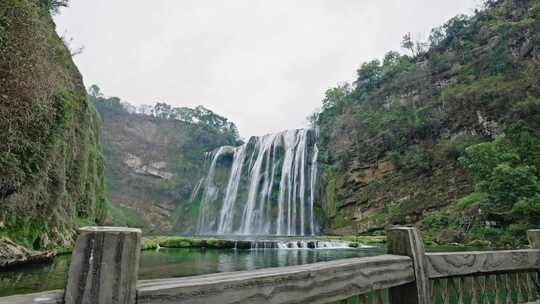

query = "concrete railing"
(1, 227), (539, 304)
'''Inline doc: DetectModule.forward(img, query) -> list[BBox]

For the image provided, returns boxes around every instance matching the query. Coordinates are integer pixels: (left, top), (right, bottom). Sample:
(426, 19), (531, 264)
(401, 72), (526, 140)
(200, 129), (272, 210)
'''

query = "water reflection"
(0, 247), (383, 297)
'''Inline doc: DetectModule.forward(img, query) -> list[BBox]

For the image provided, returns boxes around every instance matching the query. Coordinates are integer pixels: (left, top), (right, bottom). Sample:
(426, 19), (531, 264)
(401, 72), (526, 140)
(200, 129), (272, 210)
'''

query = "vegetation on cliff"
(0, 0), (107, 251)
(315, 0), (540, 246)
(89, 87), (241, 233)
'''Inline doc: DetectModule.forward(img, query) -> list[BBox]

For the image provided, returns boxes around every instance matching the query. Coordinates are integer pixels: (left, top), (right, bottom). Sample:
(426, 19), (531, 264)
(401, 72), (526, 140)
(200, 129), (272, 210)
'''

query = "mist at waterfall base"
(192, 128), (321, 237)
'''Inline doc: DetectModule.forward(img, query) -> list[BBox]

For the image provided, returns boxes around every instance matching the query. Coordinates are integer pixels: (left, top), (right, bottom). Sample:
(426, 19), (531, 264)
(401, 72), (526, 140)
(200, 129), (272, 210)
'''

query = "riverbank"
(0, 237), (55, 268)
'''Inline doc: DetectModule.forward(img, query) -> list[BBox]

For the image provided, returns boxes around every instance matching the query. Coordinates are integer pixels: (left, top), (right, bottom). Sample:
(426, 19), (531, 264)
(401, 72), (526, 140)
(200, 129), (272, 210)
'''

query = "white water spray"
(194, 129), (319, 235)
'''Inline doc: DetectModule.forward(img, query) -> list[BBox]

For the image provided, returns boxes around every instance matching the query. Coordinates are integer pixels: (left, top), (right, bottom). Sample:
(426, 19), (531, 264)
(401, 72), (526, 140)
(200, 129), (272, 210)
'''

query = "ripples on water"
(0, 246), (383, 297)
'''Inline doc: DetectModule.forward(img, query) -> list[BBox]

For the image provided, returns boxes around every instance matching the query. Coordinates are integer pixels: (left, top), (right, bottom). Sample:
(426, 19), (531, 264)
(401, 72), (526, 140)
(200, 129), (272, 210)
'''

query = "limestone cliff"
(93, 96), (240, 233)
(317, 0), (540, 244)
(0, 0), (107, 253)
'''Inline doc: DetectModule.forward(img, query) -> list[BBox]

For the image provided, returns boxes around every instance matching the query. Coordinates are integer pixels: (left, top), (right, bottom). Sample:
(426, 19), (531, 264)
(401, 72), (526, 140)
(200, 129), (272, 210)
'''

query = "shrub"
(436, 134), (485, 161)
(40, 0), (68, 13)
(387, 151), (402, 169)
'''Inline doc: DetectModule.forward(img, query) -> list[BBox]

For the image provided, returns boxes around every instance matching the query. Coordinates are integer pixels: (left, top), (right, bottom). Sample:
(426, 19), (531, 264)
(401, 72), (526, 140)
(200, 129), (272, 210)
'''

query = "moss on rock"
(0, 0), (107, 255)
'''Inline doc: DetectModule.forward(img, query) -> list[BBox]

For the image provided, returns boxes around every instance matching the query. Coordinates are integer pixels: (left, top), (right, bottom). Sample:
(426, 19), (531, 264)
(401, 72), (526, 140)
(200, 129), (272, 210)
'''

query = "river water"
(0, 246), (384, 297)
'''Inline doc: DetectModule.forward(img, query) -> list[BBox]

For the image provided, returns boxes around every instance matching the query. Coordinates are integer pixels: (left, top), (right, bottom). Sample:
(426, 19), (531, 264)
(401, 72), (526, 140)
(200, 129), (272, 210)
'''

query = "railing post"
(387, 226), (430, 304)
(528, 229), (540, 249)
(64, 227), (142, 304)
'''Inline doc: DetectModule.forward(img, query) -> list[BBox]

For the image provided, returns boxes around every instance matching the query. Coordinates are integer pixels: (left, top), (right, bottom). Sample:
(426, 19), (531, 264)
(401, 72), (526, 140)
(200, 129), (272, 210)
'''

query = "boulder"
(0, 237), (54, 268)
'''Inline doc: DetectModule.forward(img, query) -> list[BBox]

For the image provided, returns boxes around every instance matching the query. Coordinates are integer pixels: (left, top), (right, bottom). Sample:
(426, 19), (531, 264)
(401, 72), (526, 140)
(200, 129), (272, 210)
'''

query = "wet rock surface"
(0, 237), (54, 268)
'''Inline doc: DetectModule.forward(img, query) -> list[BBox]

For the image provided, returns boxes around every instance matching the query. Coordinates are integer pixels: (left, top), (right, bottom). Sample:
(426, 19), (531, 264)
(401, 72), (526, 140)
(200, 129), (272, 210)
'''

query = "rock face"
(93, 100), (240, 233)
(125, 154), (173, 179)
(0, 237), (54, 268)
(318, 0), (540, 235)
(0, 0), (107, 259)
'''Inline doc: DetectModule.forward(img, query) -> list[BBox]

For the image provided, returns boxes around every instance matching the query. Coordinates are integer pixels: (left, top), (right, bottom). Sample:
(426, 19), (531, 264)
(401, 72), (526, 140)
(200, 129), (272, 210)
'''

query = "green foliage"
(449, 121), (540, 244)
(315, 0), (540, 240)
(452, 192), (488, 210)
(422, 212), (460, 232)
(459, 141), (518, 181)
(512, 96), (540, 117)
(428, 53), (451, 74)
(435, 134), (485, 161)
(513, 194), (540, 225)
(355, 60), (383, 93)
(422, 122), (540, 247)
(90, 86), (240, 144)
(40, 0), (68, 14)
(387, 199), (418, 224)
(50, 89), (75, 145)
(321, 164), (339, 220)
(0, 0), (107, 252)
(401, 32), (427, 57)
(401, 33), (414, 55)
(409, 146), (433, 173)
(388, 146), (433, 173)
(107, 204), (145, 228)
(387, 151), (402, 169)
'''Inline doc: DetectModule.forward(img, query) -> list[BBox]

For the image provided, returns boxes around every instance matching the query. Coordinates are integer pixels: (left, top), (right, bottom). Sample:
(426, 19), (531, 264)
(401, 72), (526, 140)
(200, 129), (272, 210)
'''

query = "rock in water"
(0, 237), (54, 268)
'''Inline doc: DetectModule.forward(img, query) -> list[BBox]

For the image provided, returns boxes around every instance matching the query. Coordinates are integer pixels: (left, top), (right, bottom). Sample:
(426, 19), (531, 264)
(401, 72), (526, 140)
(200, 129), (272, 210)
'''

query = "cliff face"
(318, 0), (540, 243)
(93, 98), (240, 233)
(0, 1), (107, 251)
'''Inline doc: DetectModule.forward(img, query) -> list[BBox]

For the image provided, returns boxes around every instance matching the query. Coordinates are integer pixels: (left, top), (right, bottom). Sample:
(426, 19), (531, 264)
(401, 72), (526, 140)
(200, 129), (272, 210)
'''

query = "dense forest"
(316, 0), (540, 246)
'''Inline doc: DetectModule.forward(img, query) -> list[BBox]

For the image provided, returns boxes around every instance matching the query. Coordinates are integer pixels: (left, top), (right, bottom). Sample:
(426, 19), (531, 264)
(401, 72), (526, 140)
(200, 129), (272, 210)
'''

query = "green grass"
(107, 204), (145, 228)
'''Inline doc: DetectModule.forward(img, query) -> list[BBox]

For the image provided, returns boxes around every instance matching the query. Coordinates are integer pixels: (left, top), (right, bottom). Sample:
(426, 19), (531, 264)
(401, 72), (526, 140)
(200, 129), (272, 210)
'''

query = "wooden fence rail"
(0, 227), (539, 304)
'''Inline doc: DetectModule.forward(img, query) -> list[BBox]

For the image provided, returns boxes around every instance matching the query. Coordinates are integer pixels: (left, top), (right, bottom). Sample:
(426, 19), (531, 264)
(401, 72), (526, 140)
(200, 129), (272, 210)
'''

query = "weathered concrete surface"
(426, 249), (540, 278)
(387, 227), (430, 304)
(137, 254), (414, 304)
(528, 229), (540, 249)
(64, 226), (141, 304)
(0, 290), (63, 304)
(0, 237), (54, 268)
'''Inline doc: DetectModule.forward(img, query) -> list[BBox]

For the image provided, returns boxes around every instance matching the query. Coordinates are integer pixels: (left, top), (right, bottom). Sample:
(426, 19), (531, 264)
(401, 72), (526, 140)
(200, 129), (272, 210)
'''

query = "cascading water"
(217, 145), (246, 234)
(309, 143), (319, 236)
(194, 129), (320, 236)
(197, 146), (227, 234)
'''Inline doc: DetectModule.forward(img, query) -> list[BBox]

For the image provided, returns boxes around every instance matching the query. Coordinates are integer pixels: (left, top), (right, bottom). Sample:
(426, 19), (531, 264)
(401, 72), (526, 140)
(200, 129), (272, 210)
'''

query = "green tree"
(401, 32), (415, 55)
(321, 83), (352, 112)
(40, 0), (68, 13)
(428, 26), (446, 49)
(354, 60), (382, 93)
(88, 85), (102, 99)
(458, 121), (540, 229)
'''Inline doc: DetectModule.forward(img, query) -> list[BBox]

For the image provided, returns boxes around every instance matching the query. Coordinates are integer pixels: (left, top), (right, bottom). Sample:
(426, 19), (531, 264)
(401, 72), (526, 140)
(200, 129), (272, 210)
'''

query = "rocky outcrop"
(0, 0), (107, 258)
(0, 237), (54, 268)
(94, 99), (240, 233)
(125, 153), (173, 179)
(318, 0), (540, 235)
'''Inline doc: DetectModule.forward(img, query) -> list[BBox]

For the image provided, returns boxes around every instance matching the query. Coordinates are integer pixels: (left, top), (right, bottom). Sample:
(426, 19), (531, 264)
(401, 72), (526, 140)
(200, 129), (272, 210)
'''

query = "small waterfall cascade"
(196, 147), (227, 234)
(193, 129), (320, 236)
(246, 240), (373, 250)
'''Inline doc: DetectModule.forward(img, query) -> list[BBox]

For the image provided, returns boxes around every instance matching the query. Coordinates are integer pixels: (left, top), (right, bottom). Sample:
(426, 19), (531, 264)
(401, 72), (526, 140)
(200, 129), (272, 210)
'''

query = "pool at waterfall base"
(0, 241), (384, 297)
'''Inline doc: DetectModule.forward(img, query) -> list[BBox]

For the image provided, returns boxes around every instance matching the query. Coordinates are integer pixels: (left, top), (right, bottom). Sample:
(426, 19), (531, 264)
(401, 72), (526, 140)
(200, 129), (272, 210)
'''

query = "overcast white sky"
(55, 0), (481, 139)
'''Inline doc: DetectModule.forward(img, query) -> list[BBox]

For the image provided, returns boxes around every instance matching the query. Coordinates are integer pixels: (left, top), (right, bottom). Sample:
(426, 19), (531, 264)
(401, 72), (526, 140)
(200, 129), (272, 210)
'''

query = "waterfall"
(197, 146), (226, 234)
(193, 129), (319, 236)
(217, 145), (246, 234)
(309, 144), (319, 235)
(276, 130), (298, 235)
